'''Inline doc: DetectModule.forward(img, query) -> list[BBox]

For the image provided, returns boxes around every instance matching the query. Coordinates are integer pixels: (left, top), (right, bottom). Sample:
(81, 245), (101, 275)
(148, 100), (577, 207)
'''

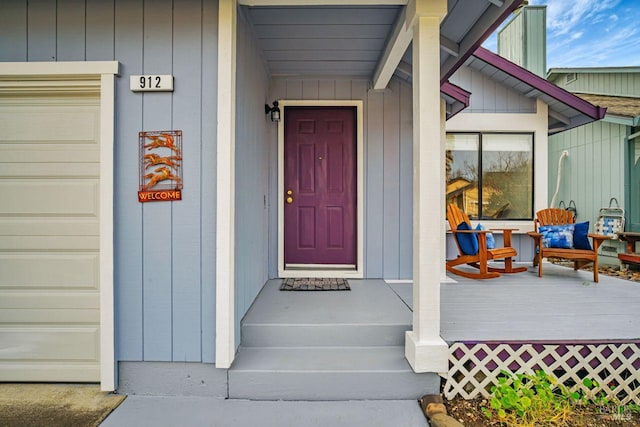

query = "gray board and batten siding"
(0, 0), (218, 363)
(0, 0), (542, 368)
(448, 64), (536, 113)
(235, 7), (271, 349)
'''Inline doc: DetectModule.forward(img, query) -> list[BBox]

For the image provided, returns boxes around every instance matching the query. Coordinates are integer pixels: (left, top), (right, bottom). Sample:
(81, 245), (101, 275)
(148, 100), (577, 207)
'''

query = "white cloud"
(531, 0), (620, 36)
(484, 0), (640, 68)
(570, 31), (583, 41)
(548, 26), (640, 68)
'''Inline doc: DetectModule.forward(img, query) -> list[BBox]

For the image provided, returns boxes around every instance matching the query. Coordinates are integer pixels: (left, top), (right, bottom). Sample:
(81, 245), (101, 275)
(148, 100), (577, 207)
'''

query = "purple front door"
(284, 107), (356, 265)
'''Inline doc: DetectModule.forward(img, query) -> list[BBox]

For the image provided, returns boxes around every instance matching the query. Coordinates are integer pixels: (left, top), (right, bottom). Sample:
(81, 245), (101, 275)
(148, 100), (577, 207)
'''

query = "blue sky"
(483, 0), (640, 70)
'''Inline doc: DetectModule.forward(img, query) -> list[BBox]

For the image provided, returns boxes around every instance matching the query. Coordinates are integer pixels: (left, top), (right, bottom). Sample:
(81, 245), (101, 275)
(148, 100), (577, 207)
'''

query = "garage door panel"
(0, 164), (99, 177)
(0, 309), (99, 324)
(0, 253), (99, 289)
(0, 292), (98, 309)
(0, 180), (98, 216)
(0, 237), (99, 251)
(0, 106), (99, 143)
(0, 327), (99, 361)
(0, 362), (99, 382)
(0, 219), (98, 236)
(0, 147), (99, 163)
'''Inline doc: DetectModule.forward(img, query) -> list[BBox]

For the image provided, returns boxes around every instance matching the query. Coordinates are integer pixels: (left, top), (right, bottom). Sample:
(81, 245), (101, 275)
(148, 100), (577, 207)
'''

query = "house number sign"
(138, 130), (183, 203)
(130, 75), (174, 92)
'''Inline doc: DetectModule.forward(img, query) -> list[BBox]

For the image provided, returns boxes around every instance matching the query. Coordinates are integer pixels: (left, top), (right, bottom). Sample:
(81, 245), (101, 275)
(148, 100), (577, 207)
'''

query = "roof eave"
(441, 81), (471, 120)
(473, 47), (607, 122)
(440, 0), (524, 84)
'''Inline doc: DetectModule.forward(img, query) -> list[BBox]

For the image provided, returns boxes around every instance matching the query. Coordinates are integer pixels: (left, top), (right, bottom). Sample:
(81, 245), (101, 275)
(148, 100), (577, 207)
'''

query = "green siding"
(627, 137), (640, 232)
(498, 6), (546, 77)
(549, 121), (628, 264)
(552, 72), (640, 97)
(498, 12), (524, 68)
(524, 7), (546, 78)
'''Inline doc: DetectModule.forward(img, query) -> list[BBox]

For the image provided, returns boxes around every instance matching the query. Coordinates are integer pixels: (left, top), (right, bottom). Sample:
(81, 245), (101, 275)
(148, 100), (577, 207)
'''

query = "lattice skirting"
(443, 342), (640, 404)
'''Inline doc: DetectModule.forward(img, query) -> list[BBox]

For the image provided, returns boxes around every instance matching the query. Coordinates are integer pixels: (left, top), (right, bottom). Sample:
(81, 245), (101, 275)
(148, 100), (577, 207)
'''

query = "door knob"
(286, 196), (293, 204)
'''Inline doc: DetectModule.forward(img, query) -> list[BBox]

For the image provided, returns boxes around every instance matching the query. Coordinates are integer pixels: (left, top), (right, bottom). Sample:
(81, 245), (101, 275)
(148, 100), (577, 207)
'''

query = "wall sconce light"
(264, 100), (281, 122)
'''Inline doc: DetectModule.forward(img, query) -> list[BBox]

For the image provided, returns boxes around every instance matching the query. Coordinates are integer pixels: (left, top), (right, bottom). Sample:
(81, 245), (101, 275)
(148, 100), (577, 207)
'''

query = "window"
(446, 132), (533, 220)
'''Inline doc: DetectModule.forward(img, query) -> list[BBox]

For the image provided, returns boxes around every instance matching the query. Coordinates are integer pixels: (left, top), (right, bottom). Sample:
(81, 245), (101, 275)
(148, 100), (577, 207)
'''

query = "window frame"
(446, 131), (535, 221)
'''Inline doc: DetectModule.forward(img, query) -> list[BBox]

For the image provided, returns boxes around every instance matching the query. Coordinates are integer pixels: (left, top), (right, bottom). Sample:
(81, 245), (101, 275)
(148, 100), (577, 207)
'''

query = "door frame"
(0, 61), (118, 390)
(278, 100), (364, 278)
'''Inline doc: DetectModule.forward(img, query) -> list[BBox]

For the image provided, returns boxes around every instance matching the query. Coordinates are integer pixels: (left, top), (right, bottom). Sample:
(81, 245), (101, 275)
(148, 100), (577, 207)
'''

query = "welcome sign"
(138, 130), (183, 203)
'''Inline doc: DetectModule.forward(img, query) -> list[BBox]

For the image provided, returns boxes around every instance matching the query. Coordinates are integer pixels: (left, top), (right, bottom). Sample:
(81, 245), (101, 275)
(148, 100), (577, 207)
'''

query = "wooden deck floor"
(390, 262), (640, 343)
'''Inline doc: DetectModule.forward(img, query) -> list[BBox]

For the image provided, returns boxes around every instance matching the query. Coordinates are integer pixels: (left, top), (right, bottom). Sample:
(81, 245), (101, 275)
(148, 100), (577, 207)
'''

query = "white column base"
(405, 331), (449, 373)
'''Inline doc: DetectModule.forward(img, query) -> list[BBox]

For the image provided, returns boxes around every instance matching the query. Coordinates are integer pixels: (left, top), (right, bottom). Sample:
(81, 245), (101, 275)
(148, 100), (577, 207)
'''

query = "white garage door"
(0, 90), (101, 382)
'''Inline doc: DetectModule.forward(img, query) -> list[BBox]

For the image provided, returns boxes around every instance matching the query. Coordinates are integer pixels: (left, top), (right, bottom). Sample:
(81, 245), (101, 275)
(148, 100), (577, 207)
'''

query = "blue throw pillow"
(539, 224), (575, 249)
(456, 222), (479, 255)
(476, 223), (495, 249)
(573, 221), (592, 250)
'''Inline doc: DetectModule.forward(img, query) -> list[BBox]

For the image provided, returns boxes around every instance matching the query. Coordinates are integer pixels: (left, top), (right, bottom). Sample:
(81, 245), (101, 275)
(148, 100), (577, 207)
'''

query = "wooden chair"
(446, 204), (527, 279)
(528, 208), (610, 282)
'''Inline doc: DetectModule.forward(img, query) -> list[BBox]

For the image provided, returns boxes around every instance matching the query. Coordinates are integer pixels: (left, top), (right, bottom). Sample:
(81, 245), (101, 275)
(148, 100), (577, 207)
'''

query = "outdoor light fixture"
(264, 100), (281, 122)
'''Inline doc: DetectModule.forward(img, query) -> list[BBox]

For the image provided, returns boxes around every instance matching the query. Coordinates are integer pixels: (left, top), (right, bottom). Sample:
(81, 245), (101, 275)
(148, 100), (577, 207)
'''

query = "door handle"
(286, 189), (293, 204)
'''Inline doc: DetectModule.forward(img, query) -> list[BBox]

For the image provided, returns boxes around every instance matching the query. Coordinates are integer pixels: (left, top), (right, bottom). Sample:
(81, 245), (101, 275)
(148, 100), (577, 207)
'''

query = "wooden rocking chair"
(446, 204), (527, 279)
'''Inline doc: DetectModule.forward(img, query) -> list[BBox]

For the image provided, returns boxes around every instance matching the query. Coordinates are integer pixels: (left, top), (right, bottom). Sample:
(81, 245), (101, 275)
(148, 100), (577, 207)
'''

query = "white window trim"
(277, 100), (364, 279)
(0, 61), (119, 391)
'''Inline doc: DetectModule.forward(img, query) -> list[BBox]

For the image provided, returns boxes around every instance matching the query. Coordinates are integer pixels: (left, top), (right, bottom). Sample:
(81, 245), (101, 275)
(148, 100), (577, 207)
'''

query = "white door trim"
(0, 61), (119, 391)
(277, 100), (364, 279)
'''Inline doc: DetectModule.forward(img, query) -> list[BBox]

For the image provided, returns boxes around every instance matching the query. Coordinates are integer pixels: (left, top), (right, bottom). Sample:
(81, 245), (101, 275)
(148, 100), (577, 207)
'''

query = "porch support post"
(405, 1), (449, 373)
(440, 98), (448, 283)
(216, 0), (237, 368)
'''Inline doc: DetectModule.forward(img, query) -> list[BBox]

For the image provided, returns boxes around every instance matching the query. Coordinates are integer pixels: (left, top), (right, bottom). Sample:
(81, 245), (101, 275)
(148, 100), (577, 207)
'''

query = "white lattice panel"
(443, 342), (640, 404)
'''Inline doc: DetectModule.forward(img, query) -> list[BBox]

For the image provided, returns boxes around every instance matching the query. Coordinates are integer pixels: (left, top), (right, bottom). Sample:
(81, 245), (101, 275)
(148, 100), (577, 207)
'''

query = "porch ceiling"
(245, 5), (400, 77)
(243, 0), (523, 81)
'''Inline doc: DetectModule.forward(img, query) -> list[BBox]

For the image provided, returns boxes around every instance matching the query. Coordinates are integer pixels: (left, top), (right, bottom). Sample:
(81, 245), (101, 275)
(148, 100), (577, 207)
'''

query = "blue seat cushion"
(539, 224), (575, 249)
(573, 221), (592, 250)
(456, 222), (479, 255)
(476, 223), (495, 249)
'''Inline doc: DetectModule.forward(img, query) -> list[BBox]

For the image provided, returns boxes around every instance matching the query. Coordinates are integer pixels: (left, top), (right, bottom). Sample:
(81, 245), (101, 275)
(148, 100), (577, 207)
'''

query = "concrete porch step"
(241, 322), (410, 347)
(228, 346), (439, 401)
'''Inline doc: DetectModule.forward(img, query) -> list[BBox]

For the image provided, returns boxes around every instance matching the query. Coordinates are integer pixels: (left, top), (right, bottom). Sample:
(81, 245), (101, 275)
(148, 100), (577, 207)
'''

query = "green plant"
(483, 370), (640, 425)
(481, 370), (576, 426)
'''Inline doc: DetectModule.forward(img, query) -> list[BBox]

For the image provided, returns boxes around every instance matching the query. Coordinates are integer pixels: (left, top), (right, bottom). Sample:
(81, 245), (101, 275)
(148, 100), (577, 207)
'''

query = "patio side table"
(616, 231), (640, 267)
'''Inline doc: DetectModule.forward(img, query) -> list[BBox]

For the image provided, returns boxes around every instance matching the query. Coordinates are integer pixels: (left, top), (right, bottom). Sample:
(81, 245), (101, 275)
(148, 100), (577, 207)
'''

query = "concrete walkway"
(101, 396), (429, 427)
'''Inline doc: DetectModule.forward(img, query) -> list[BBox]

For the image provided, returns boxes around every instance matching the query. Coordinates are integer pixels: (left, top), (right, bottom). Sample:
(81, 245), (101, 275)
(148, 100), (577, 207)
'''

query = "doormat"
(280, 278), (350, 291)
